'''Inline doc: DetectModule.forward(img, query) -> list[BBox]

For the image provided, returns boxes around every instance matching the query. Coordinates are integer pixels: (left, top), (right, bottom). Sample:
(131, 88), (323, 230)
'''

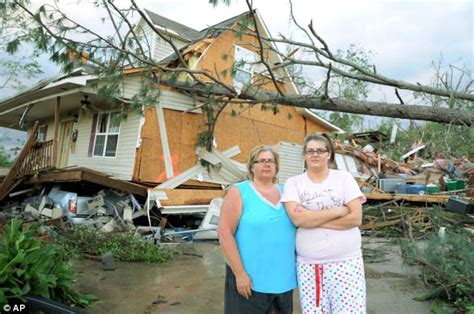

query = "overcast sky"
(2, 0), (472, 99)
(0, 0), (472, 138)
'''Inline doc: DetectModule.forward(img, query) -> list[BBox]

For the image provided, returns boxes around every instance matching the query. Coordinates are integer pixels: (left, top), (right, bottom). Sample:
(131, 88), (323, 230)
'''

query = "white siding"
(119, 77), (201, 113)
(135, 20), (155, 61)
(137, 22), (188, 62)
(67, 110), (141, 180)
(159, 89), (201, 112)
(27, 117), (70, 142)
(277, 142), (304, 184)
(119, 76), (142, 100)
(154, 35), (187, 62)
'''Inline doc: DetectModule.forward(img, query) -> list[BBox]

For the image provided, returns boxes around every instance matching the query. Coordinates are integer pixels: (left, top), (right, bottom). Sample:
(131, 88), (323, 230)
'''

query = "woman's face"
(304, 140), (331, 170)
(251, 151), (277, 181)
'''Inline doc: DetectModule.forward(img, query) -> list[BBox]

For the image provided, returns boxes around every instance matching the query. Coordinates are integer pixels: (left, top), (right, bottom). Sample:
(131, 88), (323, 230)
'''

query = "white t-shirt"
(281, 169), (366, 264)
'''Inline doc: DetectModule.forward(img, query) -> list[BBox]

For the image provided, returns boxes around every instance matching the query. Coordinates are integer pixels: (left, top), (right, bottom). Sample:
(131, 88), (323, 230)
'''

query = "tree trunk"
(242, 86), (473, 126)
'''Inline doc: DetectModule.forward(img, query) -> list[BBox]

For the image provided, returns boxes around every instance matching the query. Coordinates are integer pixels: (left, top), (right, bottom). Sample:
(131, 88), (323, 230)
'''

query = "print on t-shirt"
(300, 188), (343, 210)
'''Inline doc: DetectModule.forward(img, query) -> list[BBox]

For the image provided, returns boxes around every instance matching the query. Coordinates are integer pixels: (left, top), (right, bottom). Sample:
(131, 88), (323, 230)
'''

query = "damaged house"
(0, 10), (343, 206)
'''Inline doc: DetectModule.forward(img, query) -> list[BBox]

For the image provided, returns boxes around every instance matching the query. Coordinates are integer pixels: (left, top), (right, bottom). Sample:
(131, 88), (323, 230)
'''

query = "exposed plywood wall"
(133, 105), (164, 182)
(196, 25), (291, 94)
(133, 105), (204, 183)
(134, 103), (329, 184)
(213, 104), (327, 164)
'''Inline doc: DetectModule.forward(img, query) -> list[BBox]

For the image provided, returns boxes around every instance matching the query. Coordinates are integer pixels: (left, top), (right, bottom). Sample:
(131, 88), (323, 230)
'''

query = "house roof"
(199, 11), (251, 37)
(144, 9), (202, 40)
(154, 10), (252, 66)
(0, 11), (343, 134)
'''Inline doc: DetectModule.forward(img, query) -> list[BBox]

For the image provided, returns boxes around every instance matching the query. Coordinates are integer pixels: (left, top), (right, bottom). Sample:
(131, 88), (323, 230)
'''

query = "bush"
(401, 227), (474, 311)
(55, 226), (174, 263)
(0, 219), (96, 307)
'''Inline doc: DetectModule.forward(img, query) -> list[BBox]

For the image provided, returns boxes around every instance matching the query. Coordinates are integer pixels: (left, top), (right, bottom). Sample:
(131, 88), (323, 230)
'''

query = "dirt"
(73, 238), (432, 314)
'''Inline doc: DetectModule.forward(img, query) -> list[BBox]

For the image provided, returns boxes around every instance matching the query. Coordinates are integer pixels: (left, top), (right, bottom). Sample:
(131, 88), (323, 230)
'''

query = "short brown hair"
(247, 145), (280, 183)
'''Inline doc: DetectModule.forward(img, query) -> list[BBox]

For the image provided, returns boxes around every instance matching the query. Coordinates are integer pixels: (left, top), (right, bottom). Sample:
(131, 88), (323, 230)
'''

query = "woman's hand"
(334, 206), (349, 217)
(235, 272), (253, 299)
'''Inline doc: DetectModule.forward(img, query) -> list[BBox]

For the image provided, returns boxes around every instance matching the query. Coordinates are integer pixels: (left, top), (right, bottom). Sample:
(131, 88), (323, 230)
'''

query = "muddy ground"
(74, 238), (432, 314)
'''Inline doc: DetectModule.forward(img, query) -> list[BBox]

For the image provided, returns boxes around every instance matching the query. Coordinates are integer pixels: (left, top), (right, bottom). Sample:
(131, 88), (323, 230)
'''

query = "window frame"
(92, 112), (121, 158)
(233, 45), (257, 88)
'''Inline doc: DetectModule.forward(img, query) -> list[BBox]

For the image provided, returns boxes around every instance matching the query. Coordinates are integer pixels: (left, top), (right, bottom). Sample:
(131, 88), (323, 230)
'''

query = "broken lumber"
(364, 192), (450, 203)
(0, 122), (39, 200)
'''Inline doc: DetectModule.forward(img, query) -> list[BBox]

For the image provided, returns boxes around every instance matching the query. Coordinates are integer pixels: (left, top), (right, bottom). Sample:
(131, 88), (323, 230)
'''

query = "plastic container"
(396, 183), (407, 194)
(447, 181), (460, 191)
(426, 184), (440, 194)
(406, 184), (426, 195)
(378, 178), (406, 193)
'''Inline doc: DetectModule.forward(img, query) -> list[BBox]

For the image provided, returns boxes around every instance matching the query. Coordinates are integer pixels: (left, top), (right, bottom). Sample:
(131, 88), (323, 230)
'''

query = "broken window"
(233, 45), (256, 92)
(93, 112), (121, 157)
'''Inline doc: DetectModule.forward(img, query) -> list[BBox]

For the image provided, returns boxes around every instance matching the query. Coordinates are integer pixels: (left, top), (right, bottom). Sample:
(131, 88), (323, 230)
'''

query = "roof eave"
(295, 107), (345, 134)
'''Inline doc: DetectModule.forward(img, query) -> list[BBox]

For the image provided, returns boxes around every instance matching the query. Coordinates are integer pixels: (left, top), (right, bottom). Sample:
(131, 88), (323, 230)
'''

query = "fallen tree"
(1, 0), (472, 127)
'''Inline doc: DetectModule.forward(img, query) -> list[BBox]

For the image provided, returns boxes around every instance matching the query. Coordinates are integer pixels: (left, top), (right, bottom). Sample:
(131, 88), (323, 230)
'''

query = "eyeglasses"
(305, 149), (329, 155)
(254, 159), (276, 165)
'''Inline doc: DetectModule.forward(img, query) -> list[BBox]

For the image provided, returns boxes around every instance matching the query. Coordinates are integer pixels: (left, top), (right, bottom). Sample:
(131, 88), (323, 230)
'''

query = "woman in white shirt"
(281, 133), (367, 314)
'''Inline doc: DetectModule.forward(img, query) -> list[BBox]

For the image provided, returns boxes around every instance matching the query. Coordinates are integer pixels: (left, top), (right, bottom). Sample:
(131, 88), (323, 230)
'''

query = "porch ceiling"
(0, 92), (88, 130)
(0, 73), (99, 130)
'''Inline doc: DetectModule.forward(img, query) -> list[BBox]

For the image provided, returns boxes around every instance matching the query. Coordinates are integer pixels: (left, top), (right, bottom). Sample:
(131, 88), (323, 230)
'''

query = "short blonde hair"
(247, 145), (280, 183)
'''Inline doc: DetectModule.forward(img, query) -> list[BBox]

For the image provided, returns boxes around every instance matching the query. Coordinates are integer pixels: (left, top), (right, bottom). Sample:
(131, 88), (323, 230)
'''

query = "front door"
(57, 120), (74, 169)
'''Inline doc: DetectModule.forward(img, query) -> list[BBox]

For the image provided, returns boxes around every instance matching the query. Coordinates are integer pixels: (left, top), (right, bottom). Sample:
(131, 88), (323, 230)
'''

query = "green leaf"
(6, 39), (20, 54)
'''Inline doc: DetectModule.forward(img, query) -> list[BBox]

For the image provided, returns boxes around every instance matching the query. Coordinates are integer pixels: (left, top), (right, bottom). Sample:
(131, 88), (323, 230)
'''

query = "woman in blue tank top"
(218, 145), (297, 314)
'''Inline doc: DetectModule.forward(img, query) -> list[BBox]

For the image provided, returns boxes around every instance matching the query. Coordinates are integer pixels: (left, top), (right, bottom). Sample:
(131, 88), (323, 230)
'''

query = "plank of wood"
(0, 122), (39, 200)
(52, 97), (60, 168)
(22, 169), (148, 197)
(23, 170), (84, 184)
(81, 171), (147, 197)
(158, 189), (226, 206)
(364, 192), (449, 203)
(361, 219), (401, 230)
(356, 178), (385, 194)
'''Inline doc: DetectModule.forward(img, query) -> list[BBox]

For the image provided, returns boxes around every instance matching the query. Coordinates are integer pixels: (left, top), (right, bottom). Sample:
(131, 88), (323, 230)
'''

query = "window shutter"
(88, 113), (98, 157)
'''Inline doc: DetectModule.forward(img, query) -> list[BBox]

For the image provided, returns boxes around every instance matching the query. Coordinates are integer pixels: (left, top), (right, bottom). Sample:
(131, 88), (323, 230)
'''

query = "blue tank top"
(234, 180), (297, 293)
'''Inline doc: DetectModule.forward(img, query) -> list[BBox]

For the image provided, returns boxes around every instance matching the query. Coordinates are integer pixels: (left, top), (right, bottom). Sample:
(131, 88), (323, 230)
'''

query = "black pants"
(224, 265), (293, 314)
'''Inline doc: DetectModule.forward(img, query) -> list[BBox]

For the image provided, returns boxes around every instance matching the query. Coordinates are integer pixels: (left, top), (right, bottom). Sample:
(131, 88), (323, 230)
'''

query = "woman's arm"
(217, 186), (252, 299)
(318, 198), (363, 230)
(284, 201), (348, 228)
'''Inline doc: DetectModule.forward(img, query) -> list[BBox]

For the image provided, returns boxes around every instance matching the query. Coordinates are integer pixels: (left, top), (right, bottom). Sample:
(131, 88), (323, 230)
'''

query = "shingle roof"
(199, 11), (251, 37)
(144, 9), (202, 40)
(146, 10), (252, 65)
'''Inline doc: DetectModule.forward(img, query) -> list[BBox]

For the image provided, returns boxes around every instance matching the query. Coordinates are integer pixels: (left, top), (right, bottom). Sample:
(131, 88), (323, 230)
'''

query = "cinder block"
(51, 207), (63, 219)
(97, 207), (107, 215)
(38, 196), (53, 211)
(115, 200), (130, 211)
(40, 208), (53, 218)
(123, 208), (133, 222)
(87, 195), (105, 210)
(101, 219), (117, 233)
(24, 204), (39, 218)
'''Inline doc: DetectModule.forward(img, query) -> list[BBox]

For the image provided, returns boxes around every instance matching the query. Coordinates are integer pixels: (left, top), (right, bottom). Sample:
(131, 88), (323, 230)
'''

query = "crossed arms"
(283, 198), (363, 230)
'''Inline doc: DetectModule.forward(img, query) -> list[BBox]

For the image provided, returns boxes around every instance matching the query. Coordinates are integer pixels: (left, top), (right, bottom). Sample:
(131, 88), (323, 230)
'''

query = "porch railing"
(17, 139), (55, 176)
